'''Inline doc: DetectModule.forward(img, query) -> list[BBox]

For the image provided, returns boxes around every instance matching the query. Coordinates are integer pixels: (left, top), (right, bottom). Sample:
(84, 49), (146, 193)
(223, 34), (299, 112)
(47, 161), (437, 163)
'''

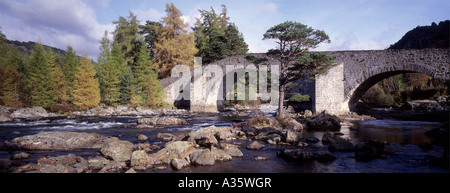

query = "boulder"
(88, 156), (109, 170)
(171, 158), (190, 170)
(99, 161), (126, 173)
(313, 152), (337, 163)
(400, 100), (441, 111)
(137, 116), (187, 126)
(280, 118), (303, 132)
(277, 149), (314, 161)
(130, 150), (155, 168)
(211, 148), (232, 162)
(101, 138), (134, 162)
(220, 143), (244, 157)
(354, 139), (386, 161)
(307, 111), (341, 131)
(10, 106), (49, 119)
(247, 117), (280, 129)
(321, 132), (334, 144)
(157, 133), (175, 141)
(150, 141), (196, 162)
(11, 131), (107, 151)
(190, 149), (215, 166)
(11, 152), (31, 160)
(37, 154), (88, 173)
(285, 130), (302, 144)
(246, 141), (265, 150)
(328, 141), (355, 152)
(0, 112), (12, 123)
(306, 137), (320, 143)
(188, 126), (235, 147)
(322, 132), (347, 144)
(136, 134), (148, 141)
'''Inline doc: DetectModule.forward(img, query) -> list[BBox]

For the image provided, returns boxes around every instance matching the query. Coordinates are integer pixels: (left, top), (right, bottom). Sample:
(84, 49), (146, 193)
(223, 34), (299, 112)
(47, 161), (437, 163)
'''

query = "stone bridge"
(161, 49), (449, 114)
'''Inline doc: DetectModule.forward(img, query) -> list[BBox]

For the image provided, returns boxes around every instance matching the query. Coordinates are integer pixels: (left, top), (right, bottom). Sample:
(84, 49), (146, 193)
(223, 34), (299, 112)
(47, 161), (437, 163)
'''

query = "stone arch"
(346, 62), (445, 112)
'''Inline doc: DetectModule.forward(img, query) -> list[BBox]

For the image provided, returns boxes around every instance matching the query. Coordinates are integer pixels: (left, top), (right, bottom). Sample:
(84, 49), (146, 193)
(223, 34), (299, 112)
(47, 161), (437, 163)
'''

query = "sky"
(0, 0), (448, 60)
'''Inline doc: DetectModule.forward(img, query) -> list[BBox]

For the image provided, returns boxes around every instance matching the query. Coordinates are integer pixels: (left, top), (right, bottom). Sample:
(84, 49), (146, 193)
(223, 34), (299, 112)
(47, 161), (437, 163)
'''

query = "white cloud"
(0, 0), (113, 59)
(134, 8), (164, 22)
(260, 3), (278, 15)
(181, 8), (201, 29)
(314, 33), (388, 51)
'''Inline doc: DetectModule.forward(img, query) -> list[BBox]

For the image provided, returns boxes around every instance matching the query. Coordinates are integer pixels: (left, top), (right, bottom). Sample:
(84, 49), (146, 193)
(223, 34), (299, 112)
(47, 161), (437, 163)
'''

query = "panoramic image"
(0, 0), (448, 180)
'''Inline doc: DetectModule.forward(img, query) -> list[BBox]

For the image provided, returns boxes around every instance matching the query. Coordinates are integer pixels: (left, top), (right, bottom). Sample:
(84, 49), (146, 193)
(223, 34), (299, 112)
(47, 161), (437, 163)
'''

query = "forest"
(0, 3), (248, 112)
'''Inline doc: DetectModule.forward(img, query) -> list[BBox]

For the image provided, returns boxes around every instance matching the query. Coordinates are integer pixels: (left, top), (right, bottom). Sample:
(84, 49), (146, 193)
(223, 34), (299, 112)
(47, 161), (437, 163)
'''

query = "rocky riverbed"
(0, 107), (448, 173)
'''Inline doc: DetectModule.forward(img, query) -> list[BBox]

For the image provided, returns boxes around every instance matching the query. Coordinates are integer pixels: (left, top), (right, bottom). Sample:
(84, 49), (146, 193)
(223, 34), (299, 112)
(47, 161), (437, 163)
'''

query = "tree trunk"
(278, 83), (285, 118)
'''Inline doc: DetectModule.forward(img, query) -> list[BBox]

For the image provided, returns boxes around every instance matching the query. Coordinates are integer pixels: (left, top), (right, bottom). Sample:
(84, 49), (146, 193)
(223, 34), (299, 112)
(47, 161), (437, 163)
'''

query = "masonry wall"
(314, 62), (347, 114)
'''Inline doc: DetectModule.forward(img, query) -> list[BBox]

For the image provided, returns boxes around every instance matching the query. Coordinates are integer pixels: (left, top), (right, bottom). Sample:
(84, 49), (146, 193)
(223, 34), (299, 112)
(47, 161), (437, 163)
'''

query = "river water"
(0, 112), (448, 173)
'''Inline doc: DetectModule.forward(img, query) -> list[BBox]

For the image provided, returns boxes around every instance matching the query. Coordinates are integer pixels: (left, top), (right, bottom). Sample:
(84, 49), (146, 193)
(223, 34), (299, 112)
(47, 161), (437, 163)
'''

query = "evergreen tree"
(263, 21), (332, 118)
(113, 11), (140, 67)
(153, 3), (198, 78)
(62, 46), (79, 102)
(193, 5), (248, 64)
(119, 67), (134, 104)
(101, 44), (126, 106)
(48, 48), (69, 104)
(0, 65), (20, 107)
(224, 24), (249, 56)
(97, 30), (111, 101)
(139, 21), (162, 59)
(28, 43), (56, 109)
(73, 54), (101, 110)
(134, 43), (164, 107)
(0, 47), (22, 106)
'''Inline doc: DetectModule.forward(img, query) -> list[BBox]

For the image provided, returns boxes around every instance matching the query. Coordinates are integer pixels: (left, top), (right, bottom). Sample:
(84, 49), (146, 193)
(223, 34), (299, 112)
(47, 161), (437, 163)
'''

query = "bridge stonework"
(162, 49), (449, 114)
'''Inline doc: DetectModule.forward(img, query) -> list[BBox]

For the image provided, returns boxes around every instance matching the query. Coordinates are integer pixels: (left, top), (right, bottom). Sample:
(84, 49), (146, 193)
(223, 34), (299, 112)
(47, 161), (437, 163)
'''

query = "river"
(0, 112), (448, 173)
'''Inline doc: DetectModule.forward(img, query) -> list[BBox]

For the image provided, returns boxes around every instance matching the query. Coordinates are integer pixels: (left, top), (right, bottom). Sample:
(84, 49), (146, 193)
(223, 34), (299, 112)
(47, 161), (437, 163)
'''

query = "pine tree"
(97, 30), (112, 102)
(62, 46), (79, 102)
(225, 24), (249, 56)
(0, 47), (21, 106)
(134, 43), (164, 107)
(119, 66), (134, 104)
(72, 54), (101, 110)
(139, 21), (162, 59)
(153, 3), (198, 78)
(193, 5), (248, 64)
(113, 11), (140, 68)
(28, 43), (56, 109)
(101, 44), (126, 106)
(0, 65), (20, 107)
(47, 48), (69, 104)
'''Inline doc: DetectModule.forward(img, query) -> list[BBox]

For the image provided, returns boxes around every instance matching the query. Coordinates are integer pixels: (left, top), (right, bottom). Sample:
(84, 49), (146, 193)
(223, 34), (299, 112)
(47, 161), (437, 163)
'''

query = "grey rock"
(306, 137), (320, 143)
(278, 149), (314, 161)
(11, 131), (107, 151)
(101, 138), (134, 162)
(11, 152), (31, 160)
(171, 158), (190, 170)
(137, 116), (187, 126)
(328, 141), (355, 152)
(190, 149), (215, 166)
(220, 143), (243, 157)
(246, 141), (265, 150)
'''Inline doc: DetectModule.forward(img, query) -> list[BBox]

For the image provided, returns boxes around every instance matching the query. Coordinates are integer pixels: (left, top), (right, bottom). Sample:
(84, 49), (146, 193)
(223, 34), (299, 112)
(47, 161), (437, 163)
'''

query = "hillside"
(6, 39), (67, 57)
(389, 20), (449, 49)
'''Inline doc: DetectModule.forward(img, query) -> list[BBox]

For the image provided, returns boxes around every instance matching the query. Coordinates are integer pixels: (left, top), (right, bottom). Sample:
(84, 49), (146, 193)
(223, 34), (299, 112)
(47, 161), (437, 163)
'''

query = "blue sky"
(0, 0), (448, 59)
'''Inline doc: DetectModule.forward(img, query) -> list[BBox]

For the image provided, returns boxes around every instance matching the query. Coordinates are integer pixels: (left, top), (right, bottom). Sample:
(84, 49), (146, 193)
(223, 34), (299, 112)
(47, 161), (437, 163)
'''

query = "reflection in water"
(350, 120), (443, 145)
